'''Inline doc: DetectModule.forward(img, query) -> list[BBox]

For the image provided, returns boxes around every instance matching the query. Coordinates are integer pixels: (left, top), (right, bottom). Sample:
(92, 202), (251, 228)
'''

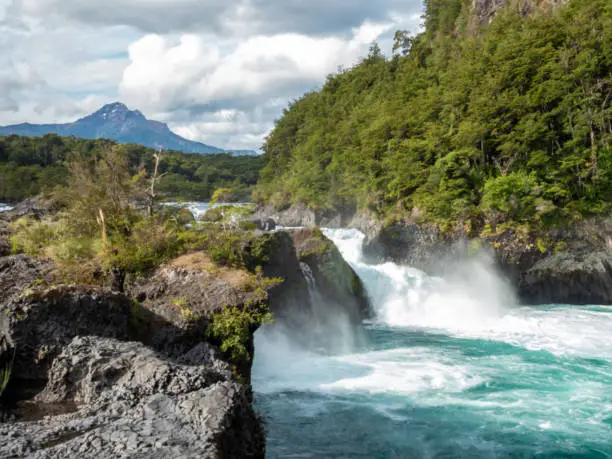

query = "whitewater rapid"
(253, 228), (612, 458)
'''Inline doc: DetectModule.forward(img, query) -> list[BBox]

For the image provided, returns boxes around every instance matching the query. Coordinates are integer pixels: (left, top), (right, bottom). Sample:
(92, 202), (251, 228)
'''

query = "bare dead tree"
(147, 148), (167, 217)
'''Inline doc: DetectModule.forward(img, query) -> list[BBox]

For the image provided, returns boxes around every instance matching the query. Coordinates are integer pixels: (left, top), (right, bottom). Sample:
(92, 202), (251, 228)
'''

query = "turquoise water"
(253, 229), (612, 458)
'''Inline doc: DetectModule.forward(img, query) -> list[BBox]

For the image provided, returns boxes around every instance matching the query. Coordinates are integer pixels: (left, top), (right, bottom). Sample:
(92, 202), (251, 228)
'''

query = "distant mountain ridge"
(0, 102), (258, 156)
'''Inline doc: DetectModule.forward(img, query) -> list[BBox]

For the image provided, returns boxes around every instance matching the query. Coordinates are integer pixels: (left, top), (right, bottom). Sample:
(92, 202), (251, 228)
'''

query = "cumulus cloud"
(1, 0), (424, 149)
(120, 21), (392, 112)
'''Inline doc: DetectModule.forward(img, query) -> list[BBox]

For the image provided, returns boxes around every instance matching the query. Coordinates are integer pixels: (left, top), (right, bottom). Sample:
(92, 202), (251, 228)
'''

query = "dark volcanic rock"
(254, 204), (356, 229)
(0, 336), (263, 459)
(0, 254), (267, 458)
(254, 204), (317, 227)
(255, 231), (311, 320)
(0, 284), (140, 386)
(128, 252), (266, 380)
(247, 218), (276, 232)
(519, 250), (612, 305)
(0, 255), (51, 302)
(2, 196), (52, 222)
(291, 228), (371, 322)
(361, 221), (465, 275)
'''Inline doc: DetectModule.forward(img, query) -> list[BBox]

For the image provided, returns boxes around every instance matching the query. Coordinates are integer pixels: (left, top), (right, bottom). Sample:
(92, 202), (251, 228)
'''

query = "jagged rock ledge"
(0, 205), (370, 458)
(255, 204), (612, 305)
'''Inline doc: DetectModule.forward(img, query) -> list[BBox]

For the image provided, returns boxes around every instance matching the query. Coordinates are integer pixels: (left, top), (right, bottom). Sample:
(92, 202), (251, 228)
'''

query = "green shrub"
(481, 173), (540, 222)
(10, 218), (56, 256)
(207, 301), (273, 364)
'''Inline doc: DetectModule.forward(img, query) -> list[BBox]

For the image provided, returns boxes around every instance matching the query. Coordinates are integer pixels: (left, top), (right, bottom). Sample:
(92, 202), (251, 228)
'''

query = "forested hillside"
(256, 0), (611, 230)
(0, 135), (263, 202)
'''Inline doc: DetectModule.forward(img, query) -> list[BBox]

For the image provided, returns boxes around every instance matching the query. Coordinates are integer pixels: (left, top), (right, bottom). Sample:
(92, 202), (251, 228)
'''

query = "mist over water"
(253, 228), (612, 458)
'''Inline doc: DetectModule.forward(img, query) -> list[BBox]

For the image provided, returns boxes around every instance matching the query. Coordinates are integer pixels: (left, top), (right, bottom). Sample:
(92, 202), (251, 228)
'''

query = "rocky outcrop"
(254, 229), (371, 325)
(0, 336), (263, 459)
(1, 196), (52, 222)
(0, 253), (266, 458)
(128, 252), (267, 380)
(254, 231), (311, 321)
(519, 250), (612, 305)
(361, 222), (466, 275)
(360, 215), (612, 305)
(254, 204), (356, 229)
(471, 0), (569, 27)
(1, 285), (140, 387)
(290, 228), (371, 322)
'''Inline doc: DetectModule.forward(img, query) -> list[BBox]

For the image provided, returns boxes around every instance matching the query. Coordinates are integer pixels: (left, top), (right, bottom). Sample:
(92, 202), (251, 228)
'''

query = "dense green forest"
(0, 134), (263, 202)
(256, 0), (612, 230)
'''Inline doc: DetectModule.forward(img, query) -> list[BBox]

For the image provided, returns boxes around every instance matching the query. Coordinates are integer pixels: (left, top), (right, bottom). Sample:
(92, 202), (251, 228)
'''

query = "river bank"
(255, 205), (612, 305)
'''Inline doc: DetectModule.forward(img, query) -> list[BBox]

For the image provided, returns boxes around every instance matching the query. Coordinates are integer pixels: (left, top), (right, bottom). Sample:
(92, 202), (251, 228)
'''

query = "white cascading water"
(253, 228), (612, 458)
(323, 228), (612, 359)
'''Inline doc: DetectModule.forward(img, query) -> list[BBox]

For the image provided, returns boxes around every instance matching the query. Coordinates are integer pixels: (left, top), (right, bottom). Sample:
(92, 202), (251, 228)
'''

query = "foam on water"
(254, 228), (612, 457)
(323, 228), (612, 359)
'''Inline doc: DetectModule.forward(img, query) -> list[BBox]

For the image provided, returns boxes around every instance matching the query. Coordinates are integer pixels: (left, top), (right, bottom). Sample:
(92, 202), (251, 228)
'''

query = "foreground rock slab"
(0, 337), (263, 459)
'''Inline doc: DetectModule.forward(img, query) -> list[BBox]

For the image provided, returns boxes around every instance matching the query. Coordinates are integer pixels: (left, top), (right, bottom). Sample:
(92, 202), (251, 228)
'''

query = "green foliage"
(481, 172), (539, 222)
(207, 301), (273, 364)
(256, 0), (612, 229)
(210, 187), (236, 205)
(9, 146), (272, 290)
(0, 134), (262, 202)
(10, 218), (57, 256)
(0, 336), (15, 397)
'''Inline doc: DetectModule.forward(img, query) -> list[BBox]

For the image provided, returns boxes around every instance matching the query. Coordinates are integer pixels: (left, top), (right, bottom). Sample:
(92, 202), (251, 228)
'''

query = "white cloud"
(121, 21), (392, 111)
(118, 21), (393, 148)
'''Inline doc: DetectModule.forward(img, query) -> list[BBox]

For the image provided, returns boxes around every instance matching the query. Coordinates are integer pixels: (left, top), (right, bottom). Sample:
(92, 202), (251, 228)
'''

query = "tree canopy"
(255, 0), (612, 230)
(0, 134), (263, 202)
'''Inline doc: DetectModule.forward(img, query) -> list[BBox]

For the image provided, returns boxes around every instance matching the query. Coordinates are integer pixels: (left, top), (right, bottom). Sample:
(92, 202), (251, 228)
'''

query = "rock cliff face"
(360, 216), (612, 306)
(1, 337), (260, 459)
(290, 228), (371, 323)
(471, 0), (569, 26)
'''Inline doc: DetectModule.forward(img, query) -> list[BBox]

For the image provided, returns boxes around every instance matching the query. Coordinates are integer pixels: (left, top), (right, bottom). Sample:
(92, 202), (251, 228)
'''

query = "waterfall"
(254, 228), (612, 458)
(292, 260), (362, 354)
(299, 262), (316, 288)
(322, 228), (516, 331)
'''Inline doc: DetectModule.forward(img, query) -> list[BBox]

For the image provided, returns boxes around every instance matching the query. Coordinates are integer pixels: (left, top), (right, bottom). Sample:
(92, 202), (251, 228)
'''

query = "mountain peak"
(0, 103), (259, 156)
(89, 102), (145, 122)
(99, 102), (129, 113)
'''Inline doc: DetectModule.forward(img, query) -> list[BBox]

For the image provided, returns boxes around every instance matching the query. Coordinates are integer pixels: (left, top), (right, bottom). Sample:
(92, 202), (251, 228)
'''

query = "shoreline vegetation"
(1, 144), (277, 374)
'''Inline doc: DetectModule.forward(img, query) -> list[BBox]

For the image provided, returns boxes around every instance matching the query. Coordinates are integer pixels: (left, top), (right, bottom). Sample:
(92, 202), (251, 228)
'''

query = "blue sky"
(0, 0), (423, 150)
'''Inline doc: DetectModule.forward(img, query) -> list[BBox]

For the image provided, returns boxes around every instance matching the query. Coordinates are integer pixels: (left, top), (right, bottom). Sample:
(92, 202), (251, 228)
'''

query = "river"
(253, 228), (612, 458)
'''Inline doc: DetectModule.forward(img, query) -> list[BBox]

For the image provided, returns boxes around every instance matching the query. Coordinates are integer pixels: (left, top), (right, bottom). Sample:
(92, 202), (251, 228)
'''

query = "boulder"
(254, 204), (316, 227)
(254, 204), (357, 229)
(519, 250), (612, 305)
(253, 231), (311, 321)
(361, 221), (465, 274)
